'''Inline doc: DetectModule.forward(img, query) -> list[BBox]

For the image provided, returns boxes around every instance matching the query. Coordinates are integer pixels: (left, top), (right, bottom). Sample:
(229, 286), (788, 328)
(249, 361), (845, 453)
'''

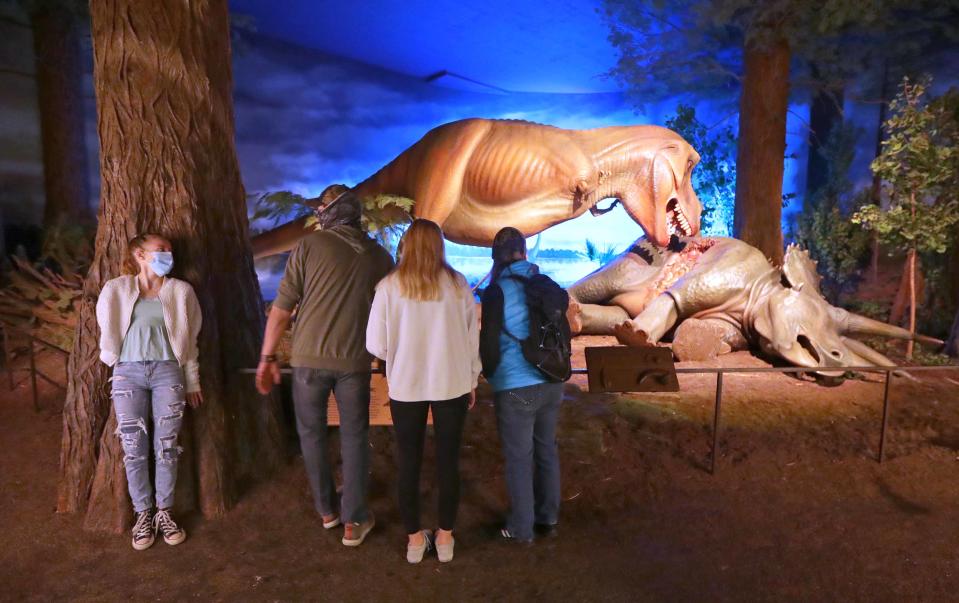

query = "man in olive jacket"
(257, 189), (394, 547)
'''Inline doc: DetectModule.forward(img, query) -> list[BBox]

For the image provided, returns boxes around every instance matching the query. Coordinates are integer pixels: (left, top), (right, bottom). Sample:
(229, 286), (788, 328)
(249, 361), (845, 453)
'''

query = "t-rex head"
(750, 246), (942, 376)
(621, 132), (703, 248)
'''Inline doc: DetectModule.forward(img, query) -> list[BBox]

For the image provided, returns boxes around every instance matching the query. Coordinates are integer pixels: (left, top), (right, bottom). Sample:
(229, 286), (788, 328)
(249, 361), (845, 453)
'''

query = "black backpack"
(500, 274), (572, 382)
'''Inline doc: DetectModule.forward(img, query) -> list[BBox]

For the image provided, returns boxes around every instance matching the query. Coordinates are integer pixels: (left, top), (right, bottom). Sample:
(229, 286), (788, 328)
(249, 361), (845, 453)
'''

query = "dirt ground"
(2, 337), (959, 602)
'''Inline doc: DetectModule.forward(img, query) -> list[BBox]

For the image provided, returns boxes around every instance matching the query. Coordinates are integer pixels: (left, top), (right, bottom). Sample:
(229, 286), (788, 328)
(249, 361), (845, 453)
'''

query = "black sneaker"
(131, 509), (156, 551)
(153, 508), (187, 546)
(534, 523), (559, 538)
(499, 528), (534, 546)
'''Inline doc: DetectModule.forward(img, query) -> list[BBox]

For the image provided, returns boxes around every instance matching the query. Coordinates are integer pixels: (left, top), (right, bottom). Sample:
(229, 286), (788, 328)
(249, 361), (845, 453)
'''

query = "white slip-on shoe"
(407, 530), (433, 564)
(322, 514), (341, 529)
(436, 535), (454, 563)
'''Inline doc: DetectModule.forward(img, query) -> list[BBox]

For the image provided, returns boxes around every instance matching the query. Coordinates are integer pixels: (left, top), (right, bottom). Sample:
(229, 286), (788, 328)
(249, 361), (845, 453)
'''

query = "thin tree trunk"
(906, 191), (917, 359)
(31, 4), (92, 228)
(907, 246), (916, 359)
(733, 37), (790, 266)
(58, 0), (285, 531)
(890, 254), (924, 325)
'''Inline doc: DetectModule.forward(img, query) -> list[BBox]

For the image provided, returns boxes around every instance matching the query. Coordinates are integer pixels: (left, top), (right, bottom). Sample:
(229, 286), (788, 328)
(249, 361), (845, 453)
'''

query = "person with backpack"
(366, 219), (481, 564)
(480, 227), (572, 544)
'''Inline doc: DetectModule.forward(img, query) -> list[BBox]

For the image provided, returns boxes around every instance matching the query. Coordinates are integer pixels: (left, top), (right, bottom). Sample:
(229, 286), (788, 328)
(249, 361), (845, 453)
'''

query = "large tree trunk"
(31, 3), (92, 228)
(57, 0), (285, 532)
(733, 37), (791, 266)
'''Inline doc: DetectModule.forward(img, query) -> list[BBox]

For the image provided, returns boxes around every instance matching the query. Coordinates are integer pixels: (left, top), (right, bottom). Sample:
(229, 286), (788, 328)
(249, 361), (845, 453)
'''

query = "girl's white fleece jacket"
(366, 273), (481, 402)
(96, 275), (203, 392)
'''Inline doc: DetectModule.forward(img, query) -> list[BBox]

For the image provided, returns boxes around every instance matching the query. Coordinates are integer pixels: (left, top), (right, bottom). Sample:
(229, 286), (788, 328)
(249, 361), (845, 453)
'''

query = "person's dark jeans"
(494, 382), (563, 541)
(292, 367), (371, 524)
(390, 395), (470, 535)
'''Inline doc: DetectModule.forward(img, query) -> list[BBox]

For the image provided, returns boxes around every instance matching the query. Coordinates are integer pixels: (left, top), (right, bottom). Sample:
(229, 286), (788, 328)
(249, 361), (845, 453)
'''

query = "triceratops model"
(568, 236), (942, 374)
(251, 118), (702, 257)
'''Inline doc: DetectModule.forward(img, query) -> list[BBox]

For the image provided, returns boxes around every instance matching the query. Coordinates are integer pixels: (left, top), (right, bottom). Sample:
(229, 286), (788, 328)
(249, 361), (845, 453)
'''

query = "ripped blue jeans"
(111, 361), (186, 513)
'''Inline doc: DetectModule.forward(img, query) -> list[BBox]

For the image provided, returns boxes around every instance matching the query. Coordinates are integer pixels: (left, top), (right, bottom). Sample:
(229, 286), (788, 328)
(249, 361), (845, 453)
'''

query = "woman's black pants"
(389, 394), (469, 534)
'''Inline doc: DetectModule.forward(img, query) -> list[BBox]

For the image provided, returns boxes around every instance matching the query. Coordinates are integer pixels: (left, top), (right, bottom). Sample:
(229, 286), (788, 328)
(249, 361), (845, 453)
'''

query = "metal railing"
(1, 324), (69, 412)
(240, 363), (959, 474)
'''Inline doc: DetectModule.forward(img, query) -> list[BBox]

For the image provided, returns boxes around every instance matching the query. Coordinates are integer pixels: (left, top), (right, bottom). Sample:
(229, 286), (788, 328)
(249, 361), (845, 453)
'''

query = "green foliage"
(251, 190), (414, 240)
(362, 194), (414, 234)
(844, 299), (890, 322)
(40, 218), (93, 273)
(852, 77), (959, 256)
(585, 239), (619, 265)
(251, 191), (312, 226)
(795, 124), (871, 302)
(910, 348), (955, 367)
(664, 104), (735, 236)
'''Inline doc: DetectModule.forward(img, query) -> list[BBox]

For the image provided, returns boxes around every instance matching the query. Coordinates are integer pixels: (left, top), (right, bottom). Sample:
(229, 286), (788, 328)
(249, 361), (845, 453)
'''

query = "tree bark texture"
(57, 0), (285, 532)
(32, 4), (92, 227)
(733, 37), (791, 266)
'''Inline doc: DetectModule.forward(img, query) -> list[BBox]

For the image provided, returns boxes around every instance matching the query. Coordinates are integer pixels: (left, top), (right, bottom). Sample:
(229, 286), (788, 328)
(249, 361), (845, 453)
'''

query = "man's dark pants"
(292, 367), (371, 524)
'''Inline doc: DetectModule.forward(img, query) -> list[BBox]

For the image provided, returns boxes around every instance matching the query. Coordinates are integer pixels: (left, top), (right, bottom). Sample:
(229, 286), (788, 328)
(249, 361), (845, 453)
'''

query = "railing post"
(28, 334), (39, 412)
(879, 369), (892, 463)
(710, 370), (724, 475)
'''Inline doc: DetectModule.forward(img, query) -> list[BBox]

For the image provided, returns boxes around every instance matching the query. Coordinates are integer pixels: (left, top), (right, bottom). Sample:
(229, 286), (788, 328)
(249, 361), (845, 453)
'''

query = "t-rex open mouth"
(666, 198), (693, 237)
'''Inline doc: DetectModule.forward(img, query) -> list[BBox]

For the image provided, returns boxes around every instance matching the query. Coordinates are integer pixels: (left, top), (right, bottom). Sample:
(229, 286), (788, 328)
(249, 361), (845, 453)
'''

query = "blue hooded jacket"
(483, 260), (548, 392)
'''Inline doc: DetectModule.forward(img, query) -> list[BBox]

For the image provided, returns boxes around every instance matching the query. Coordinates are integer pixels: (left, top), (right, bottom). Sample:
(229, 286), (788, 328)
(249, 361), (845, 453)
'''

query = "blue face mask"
(148, 251), (174, 277)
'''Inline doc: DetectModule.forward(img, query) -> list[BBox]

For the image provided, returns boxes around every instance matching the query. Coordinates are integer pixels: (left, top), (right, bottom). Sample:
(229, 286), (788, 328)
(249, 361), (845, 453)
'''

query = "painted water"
(257, 256), (602, 301)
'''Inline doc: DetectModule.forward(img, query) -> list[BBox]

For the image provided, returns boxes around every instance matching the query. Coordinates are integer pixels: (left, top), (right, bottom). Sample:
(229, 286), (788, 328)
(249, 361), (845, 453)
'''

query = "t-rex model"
(251, 118), (702, 258)
(568, 236), (942, 374)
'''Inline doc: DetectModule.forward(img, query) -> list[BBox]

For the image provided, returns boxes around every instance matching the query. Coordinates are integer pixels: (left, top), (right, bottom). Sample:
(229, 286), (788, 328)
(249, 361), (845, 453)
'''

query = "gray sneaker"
(131, 509), (155, 551)
(342, 513), (375, 547)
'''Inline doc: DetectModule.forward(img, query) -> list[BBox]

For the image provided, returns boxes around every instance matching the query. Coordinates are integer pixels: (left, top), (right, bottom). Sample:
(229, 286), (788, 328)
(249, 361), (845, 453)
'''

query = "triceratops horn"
(841, 336), (897, 367)
(844, 313), (945, 347)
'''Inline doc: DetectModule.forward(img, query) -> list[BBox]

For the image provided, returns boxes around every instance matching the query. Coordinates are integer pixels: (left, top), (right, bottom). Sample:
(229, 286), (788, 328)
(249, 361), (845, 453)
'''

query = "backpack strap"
(500, 274), (531, 342)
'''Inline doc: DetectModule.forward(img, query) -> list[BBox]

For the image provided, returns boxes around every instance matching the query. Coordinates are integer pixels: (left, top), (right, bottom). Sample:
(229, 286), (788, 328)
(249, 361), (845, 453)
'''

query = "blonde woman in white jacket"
(366, 219), (481, 564)
(96, 233), (202, 551)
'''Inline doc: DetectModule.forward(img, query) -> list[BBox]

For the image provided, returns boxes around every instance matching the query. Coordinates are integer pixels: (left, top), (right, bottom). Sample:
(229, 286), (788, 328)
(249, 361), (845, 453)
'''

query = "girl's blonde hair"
(393, 219), (465, 301)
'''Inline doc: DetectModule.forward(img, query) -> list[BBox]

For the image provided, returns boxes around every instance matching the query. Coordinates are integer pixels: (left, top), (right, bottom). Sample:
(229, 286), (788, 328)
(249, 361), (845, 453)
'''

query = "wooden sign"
(328, 374), (431, 426)
(585, 346), (679, 393)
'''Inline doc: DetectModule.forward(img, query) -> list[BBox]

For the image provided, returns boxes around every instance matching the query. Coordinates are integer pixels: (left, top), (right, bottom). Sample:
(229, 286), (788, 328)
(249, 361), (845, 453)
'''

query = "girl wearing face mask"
(96, 233), (203, 551)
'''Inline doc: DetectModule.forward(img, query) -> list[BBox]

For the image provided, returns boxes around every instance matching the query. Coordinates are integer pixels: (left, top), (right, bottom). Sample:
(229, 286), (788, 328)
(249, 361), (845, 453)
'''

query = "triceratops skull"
(750, 245), (942, 376)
